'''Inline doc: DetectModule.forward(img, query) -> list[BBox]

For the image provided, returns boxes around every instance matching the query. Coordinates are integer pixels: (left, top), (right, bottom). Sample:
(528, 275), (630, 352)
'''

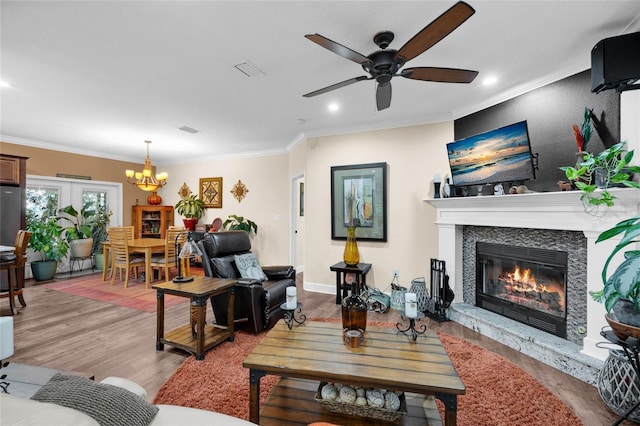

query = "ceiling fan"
(303, 1), (479, 111)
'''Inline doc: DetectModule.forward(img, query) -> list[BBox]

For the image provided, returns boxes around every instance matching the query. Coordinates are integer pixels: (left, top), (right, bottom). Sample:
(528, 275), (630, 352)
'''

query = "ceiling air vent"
(234, 61), (265, 78)
(179, 126), (200, 134)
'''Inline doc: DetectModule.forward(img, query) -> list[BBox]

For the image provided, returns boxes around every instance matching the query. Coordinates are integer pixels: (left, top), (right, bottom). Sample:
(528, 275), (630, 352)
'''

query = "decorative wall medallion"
(200, 177), (223, 208)
(230, 179), (249, 202)
(178, 182), (192, 199)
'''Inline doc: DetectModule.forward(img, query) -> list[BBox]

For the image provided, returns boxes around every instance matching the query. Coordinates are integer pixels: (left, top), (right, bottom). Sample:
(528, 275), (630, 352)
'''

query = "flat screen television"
(446, 121), (536, 187)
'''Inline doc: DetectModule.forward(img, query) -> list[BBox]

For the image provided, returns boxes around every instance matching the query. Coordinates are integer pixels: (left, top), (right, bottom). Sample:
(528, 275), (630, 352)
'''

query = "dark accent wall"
(454, 70), (620, 192)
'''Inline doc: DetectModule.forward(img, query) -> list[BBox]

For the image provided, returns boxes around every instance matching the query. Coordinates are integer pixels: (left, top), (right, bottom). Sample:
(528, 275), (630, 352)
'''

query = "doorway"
(291, 173), (304, 272)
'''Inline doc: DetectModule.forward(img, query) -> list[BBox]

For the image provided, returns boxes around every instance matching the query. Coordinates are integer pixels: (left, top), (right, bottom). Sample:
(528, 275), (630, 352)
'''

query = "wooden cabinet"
(0, 154), (26, 186)
(132, 205), (174, 239)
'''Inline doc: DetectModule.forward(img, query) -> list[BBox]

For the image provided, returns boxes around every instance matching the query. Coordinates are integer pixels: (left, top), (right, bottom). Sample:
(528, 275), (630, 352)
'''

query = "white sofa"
(0, 377), (254, 426)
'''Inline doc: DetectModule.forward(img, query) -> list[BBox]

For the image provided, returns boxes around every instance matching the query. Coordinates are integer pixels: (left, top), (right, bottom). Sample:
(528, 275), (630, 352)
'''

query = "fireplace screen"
(476, 242), (567, 337)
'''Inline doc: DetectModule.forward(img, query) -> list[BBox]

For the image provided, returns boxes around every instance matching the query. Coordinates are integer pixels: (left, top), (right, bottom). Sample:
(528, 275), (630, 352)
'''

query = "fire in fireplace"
(476, 242), (568, 338)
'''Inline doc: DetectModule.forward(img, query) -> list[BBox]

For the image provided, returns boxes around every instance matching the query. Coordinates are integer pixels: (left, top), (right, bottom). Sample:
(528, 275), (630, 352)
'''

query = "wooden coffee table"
(243, 320), (465, 425)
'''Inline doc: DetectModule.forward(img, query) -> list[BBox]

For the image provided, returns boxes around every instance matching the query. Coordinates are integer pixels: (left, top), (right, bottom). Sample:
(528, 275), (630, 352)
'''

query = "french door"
(25, 175), (122, 275)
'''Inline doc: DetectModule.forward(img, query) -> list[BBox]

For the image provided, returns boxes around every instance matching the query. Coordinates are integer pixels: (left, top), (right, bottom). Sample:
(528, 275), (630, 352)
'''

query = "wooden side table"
(329, 262), (372, 304)
(153, 276), (236, 360)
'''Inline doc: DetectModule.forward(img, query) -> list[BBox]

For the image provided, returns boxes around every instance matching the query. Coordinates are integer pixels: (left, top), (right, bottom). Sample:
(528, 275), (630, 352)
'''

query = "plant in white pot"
(175, 195), (205, 231)
(27, 212), (69, 281)
(58, 203), (96, 259)
(562, 142), (640, 335)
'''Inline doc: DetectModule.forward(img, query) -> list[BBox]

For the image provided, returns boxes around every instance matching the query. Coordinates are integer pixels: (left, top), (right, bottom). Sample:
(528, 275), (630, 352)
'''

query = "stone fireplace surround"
(426, 189), (639, 384)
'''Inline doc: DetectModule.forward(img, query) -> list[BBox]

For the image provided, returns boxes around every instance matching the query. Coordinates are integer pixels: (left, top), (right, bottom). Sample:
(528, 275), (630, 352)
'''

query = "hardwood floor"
(2, 272), (626, 425)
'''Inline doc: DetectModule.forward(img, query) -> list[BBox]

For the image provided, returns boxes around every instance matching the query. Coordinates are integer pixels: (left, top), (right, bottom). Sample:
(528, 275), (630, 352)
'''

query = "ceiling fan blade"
(305, 34), (372, 65)
(395, 1), (475, 63)
(376, 82), (392, 111)
(303, 76), (369, 98)
(403, 67), (478, 83)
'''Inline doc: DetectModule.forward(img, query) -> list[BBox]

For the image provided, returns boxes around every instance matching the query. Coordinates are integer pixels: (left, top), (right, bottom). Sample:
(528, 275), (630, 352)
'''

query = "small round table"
(280, 302), (306, 329)
(396, 311), (427, 342)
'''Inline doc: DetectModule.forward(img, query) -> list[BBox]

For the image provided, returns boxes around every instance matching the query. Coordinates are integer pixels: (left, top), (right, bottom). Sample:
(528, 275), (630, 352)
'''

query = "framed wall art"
(331, 162), (387, 241)
(200, 177), (223, 208)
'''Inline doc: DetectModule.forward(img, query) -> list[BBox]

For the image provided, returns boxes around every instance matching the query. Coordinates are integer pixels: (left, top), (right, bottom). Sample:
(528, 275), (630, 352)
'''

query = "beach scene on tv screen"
(448, 122), (534, 186)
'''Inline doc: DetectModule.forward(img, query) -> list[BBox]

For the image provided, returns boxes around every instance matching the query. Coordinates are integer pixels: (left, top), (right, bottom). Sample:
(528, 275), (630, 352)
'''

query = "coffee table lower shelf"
(159, 324), (232, 358)
(259, 378), (443, 426)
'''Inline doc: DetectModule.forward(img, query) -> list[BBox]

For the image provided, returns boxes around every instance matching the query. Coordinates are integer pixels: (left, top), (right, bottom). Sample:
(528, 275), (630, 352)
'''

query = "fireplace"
(426, 189), (639, 383)
(476, 242), (567, 338)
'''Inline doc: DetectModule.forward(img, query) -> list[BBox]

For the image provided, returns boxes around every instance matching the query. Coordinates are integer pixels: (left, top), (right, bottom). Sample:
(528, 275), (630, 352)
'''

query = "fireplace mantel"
(427, 188), (639, 231)
(425, 189), (640, 362)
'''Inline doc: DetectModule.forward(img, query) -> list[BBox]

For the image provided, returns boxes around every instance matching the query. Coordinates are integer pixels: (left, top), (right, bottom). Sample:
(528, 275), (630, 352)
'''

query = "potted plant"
(58, 202), (96, 258)
(562, 142), (640, 331)
(27, 212), (69, 281)
(91, 204), (112, 270)
(561, 142), (640, 213)
(175, 195), (205, 231)
(223, 214), (258, 235)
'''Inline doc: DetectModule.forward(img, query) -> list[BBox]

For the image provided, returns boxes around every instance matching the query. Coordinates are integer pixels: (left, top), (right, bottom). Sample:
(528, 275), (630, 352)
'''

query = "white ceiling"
(2, 1), (640, 165)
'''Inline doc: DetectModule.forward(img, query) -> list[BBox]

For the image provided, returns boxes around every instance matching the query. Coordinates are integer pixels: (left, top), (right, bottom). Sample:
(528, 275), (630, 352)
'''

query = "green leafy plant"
(58, 202), (96, 240)
(560, 142), (640, 210)
(223, 214), (258, 235)
(561, 142), (640, 319)
(91, 204), (112, 254)
(589, 215), (640, 313)
(175, 195), (205, 219)
(27, 212), (69, 262)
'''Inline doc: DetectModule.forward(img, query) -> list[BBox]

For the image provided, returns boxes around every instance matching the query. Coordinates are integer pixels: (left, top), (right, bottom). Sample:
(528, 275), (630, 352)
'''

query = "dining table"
(101, 238), (166, 288)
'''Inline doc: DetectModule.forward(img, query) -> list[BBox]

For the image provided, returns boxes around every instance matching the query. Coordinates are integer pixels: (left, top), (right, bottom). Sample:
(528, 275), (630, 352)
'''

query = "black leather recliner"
(197, 231), (296, 334)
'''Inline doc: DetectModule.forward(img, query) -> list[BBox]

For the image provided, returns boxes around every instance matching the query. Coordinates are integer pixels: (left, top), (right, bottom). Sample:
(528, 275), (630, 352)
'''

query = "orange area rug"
(153, 320), (582, 425)
(43, 273), (188, 312)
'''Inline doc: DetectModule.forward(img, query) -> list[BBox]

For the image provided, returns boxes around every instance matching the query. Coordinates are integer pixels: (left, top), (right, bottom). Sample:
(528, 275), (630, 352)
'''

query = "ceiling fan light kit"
(303, 1), (479, 111)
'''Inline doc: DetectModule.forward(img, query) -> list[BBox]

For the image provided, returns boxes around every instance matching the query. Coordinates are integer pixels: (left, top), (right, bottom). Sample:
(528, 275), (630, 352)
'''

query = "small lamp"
(173, 232), (203, 283)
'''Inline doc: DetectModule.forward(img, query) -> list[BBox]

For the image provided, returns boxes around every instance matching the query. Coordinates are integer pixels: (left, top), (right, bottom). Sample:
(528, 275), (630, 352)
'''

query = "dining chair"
(150, 228), (187, 281)
(109, 229), (144, 288)
(0, 230), (32, 315)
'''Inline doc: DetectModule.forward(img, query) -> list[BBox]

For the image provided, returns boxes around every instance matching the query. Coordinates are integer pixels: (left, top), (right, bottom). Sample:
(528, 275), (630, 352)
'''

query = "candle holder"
(280, 302), (306, 329)
(396, 311), (426, 342)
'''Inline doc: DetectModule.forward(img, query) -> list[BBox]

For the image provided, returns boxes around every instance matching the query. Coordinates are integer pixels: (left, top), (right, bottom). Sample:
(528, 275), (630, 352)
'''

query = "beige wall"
(2, 120), (452, 290)
(159, 153), (292, 266)
(304, 121), (453, 293)
(0, 141), (149, 226)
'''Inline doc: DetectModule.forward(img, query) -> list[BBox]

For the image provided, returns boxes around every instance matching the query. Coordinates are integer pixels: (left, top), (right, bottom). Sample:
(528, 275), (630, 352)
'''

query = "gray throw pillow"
(234, 253), (268, 281)
(31, 374), (159, 426)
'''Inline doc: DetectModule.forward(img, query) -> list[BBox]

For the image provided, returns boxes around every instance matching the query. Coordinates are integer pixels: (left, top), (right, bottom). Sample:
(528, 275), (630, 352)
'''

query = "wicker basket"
(314, 382), (407, 422)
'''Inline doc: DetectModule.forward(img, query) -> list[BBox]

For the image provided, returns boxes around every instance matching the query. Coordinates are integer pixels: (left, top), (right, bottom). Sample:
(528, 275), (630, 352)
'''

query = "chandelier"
(125, 140), (168, 192)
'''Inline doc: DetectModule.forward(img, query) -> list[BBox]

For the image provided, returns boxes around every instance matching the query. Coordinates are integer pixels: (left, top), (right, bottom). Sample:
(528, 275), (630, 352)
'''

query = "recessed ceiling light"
(482, 76), (498, 86)
(295, 118), (306, 124)
(328, 103), (339, 112)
